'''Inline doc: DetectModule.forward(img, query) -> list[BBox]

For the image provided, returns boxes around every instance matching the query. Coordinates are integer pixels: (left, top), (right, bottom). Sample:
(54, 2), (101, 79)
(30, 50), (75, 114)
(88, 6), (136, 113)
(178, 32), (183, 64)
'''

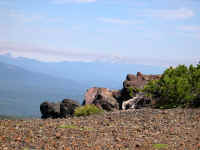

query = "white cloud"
(0, 41), (106, 62)
(141, 8), (195, 20)
(0, 41), (199, 67)
(51, 0), (96, 4)
(97, 17), (142, 25)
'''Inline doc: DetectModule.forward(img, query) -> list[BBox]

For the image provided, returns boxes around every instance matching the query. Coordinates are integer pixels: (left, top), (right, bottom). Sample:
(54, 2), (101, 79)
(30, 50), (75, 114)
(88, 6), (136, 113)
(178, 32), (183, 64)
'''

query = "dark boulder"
(40, 101), (61, 119)
(60, 99), (80, 117)
(40, 99), (80, 119)
(112, 90), (122, 100)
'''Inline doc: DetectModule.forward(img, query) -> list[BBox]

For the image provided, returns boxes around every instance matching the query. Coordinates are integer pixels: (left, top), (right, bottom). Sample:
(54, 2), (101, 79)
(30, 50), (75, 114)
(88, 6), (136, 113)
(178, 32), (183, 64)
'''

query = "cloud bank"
(0, 42), (199, 67)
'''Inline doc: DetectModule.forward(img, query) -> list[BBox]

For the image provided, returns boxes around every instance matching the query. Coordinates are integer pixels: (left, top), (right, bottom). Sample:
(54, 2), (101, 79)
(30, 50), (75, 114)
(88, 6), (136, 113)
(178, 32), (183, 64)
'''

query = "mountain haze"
(0, 61), (85, 117)
(0, 53), (165, 117)
(0, 54), (165, 89)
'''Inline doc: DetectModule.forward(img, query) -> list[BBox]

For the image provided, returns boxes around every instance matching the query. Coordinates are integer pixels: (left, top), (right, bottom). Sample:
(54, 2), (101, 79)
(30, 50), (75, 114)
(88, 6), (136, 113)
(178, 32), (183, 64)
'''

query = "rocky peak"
(124, 72), (161, 89)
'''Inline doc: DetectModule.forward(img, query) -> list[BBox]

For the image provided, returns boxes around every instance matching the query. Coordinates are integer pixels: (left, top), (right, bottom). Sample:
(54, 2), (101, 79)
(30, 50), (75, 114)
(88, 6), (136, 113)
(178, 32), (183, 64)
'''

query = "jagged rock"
(123, 80), (146, 89)
(40, 101), (61, 119)
(126, 74), (137, 81)
(82, 87), (99, 105)
(122, 93), (151, 110)
(93, 95), (116, 111)
(83, 87), (119, 111)
(123, 72), (160, 89)
(119, 72), (161, 106)
(60, 99), (80, 117)
(40, 99), (80, 119)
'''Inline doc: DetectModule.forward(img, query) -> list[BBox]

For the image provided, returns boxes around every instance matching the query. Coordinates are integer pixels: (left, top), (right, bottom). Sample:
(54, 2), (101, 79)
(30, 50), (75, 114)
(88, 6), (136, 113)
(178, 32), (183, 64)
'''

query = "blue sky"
(0, 0), (200, 66)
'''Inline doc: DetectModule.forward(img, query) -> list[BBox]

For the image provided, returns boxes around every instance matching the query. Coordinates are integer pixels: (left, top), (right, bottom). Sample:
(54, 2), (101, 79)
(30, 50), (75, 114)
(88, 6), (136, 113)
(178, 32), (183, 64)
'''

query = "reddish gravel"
(0, 108), (200, 150)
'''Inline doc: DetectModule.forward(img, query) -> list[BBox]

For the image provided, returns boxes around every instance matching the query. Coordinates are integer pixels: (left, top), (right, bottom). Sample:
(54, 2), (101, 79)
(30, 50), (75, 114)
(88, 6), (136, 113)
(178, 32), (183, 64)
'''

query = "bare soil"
(1, 108), (200, 150)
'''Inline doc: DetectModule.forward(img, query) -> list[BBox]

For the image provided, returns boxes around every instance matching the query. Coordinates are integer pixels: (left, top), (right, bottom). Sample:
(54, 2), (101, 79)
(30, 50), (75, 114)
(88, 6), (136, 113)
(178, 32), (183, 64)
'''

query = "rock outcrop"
(123, 72), (161, 90)
(40, 101), (61, 119)
(115, 72), (161, 109)
(40, 99), (80, 119)
(120, 72), (161, 103)
(60, 99), (80, 117)
(40, 72), (161, 117)
(83, 87), (119, 111)
(122, 93), (151, 110)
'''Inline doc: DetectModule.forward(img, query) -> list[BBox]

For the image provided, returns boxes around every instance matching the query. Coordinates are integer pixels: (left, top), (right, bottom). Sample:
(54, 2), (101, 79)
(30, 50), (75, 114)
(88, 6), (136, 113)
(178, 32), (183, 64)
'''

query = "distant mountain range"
(0, 53), (165, 117)
(0, 61), (85, 117)
(0, 53), (165, 88)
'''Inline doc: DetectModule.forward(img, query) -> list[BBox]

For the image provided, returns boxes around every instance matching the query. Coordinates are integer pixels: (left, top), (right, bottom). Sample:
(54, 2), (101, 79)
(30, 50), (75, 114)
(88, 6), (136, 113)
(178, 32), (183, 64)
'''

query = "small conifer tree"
(144, 64), (200, 108)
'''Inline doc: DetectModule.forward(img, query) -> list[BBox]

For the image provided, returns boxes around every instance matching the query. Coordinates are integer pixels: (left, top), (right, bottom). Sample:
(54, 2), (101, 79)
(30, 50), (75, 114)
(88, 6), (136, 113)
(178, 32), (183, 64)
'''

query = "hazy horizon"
(0, 0), (200, 66)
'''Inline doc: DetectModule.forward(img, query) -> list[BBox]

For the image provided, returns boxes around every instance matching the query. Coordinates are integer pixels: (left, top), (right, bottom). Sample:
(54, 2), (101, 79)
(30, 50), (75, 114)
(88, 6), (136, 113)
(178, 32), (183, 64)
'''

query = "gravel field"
(1, 108), (200, 150)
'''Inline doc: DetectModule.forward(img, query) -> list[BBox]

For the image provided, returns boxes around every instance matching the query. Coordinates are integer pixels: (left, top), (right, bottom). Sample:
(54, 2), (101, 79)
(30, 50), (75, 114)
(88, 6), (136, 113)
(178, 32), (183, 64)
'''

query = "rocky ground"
(1, 108), (200, 150)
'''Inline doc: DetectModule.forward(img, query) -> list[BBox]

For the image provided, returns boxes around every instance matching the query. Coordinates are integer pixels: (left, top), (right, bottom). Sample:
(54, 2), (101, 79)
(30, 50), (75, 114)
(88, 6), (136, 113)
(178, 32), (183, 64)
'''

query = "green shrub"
(144, 64), (200, 108)
(128, 87), (140, 97)
(59, 124), (78, 129)
(74, 104), (104, 117)
(153, 144), (168, 149)
(128, 87), (134, 97)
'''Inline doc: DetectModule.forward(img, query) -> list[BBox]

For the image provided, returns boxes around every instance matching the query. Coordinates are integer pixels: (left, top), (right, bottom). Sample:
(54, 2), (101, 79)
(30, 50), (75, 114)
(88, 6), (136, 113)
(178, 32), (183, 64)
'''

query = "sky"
(0, 0), (200, 66)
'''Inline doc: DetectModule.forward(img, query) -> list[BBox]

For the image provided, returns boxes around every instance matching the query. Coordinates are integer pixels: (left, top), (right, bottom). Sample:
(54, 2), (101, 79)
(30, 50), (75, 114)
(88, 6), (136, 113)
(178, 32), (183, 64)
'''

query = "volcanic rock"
(126, 74), (137, 81)
(123, 72), (160, 89)
(40, 99), (80, 119)
(122, 72), (160, 98)
(122, 93), (151, 110)
(83, 87), (119, 111)
(60, 99), (80, 117)
(40, 101), (61, 119)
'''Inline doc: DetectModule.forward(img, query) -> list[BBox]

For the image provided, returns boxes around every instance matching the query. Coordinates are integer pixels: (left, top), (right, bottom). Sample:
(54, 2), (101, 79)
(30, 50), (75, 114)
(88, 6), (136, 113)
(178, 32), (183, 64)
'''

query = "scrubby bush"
(128, 87), (135, 98)
(144, 64), (200, 108)
(74, 104), (104, 117)
(128, 87), (140, 98)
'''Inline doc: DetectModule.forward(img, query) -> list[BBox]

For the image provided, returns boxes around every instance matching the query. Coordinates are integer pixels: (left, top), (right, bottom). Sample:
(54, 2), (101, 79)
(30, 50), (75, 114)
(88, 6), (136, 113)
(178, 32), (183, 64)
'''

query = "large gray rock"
(60, 99), (80, 117)
(83, 87), (119, 111)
